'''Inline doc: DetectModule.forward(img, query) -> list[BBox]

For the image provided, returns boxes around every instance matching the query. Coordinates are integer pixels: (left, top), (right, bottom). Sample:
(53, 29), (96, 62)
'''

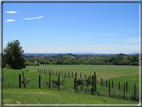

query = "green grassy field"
(22, 64), (139, 81)
(2, 64), (140, 104)
(3, 88), (139, 104)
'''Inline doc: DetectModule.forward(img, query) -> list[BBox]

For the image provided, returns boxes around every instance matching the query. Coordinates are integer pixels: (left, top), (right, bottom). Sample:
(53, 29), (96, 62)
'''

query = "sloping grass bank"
(3, 88), (139, 104)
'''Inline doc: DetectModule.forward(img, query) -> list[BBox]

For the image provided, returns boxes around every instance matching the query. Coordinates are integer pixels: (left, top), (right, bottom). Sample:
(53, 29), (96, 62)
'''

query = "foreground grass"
(3, 88), (139, 104)
(3, 65), (139, 101)
(2, 65), (140, 104)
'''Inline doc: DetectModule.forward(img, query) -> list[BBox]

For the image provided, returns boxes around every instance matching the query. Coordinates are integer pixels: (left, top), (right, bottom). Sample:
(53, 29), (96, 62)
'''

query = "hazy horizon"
(23, 51), (139, 54)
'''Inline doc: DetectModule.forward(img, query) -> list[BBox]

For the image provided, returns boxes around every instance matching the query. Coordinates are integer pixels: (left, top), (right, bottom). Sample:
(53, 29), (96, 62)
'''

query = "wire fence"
(2, 69), (139, 101)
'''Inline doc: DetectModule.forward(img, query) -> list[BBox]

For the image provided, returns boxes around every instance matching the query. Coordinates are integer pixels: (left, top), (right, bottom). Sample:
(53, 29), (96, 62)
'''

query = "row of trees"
(29, 54), (139, 66)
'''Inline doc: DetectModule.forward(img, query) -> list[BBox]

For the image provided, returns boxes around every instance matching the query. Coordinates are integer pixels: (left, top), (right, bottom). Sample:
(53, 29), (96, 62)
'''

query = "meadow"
(23, 64), (139, 81)
(2, 64), (140, 104)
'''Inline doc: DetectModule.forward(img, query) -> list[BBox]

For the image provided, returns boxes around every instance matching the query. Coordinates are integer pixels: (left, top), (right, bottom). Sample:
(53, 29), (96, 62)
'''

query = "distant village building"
(34, 61), (38, 64)
(35, 61), (40, 65)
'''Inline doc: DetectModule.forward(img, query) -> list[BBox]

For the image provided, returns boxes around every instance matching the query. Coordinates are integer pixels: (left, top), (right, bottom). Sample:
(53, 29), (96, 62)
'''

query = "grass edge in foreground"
(3, 88), (139, 104)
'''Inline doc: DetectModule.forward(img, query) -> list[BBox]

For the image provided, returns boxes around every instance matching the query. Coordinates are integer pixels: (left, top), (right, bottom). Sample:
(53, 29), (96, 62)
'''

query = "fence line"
(38, 69), (93, 79)
(3, 69), (138, 101)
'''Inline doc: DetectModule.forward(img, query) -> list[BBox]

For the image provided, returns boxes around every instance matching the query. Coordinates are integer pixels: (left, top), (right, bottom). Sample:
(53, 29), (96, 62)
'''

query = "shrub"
(131, 62), (139, 66)
(25, 62), (30, 66)
(25, 69), (29, 72)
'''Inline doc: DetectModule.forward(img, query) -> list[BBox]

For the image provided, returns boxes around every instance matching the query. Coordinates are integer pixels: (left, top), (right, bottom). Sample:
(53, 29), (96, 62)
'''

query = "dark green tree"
(2, 53), (6, 68)
(4, 40), (26, 69)
(131, 55), (139, 62)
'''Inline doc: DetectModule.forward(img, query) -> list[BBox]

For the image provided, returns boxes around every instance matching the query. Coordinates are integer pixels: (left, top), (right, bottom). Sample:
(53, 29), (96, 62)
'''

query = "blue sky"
(3, 3), (139, 54)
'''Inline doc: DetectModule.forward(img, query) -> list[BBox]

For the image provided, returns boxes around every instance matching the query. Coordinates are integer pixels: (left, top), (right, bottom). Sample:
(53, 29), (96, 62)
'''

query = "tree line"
(25, 53), (139, 66)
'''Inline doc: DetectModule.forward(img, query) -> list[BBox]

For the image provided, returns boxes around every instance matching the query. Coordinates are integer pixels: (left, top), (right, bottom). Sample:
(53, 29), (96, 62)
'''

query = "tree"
(4, 40), (26, 69)
(131, 55), (139, 62)
(2, 53), (6, 68)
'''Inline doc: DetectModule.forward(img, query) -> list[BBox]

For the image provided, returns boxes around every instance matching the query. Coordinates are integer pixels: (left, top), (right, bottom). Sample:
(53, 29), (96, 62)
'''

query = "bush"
(131, 62), (139, 66)
(25, 62), (30, 66)
(119, 59), (130, 65)
(6, 64), (11, 69)
(25, 69), (29, 72)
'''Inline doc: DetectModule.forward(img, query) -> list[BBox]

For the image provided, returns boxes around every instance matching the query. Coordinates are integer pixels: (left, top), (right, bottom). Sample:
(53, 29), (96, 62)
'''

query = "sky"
(2, 2), (140, 54)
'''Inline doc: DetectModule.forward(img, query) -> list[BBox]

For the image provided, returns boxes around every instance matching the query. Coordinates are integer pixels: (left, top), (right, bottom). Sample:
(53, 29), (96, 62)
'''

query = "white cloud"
(109, 37), (139, 44)
(123, 38), (139, 43)
(5, 11), (17, 13)
(24, 18), (32, 20)
(24, 16), (44, 20)
(6, 19), (15, 22)
(39, 16), (43, 18)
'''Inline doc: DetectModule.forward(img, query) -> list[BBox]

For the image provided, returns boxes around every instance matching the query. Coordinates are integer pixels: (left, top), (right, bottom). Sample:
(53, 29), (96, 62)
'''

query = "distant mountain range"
(23, 52), (139, 56)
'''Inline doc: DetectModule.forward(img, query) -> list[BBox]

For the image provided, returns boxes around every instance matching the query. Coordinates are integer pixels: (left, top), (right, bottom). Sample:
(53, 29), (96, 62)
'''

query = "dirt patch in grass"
(39, 92), (48, 95)
(3, 99), (11, 103)
(17, 101), (20, 104)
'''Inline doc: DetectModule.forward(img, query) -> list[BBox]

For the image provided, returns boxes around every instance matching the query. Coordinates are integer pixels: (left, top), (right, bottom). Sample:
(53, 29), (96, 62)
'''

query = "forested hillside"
(17, 53), (140, 66)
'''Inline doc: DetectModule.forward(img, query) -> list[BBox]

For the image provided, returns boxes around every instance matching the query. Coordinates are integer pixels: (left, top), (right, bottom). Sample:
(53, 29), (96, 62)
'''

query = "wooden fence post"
(84, 74), (86, 79)
(49, 73), (51, 89)
(68, 71), (69, 78)
(59, 71), (60, 76)
(22, 71), (26, 88)
(58, 77), (60, 90)
(108, 80), (110, 96)
(80, 73), (82, 78)
(123, 83), (125, 98)
(39, 75), (41, 88)
(94, 72), (96, 76)
(62, 71), (63, 76)
(101, 78), (103, 86)
(112, 81), (113, 88)
(19, 74), (21, 88)
(134, 83), (136, 98)
(91, 75), (94, 94)
(126, 81), (128, 93)
(75, 72), (77, 79)
(65, 71), (66, 77)
(74, 78), (76, 91)
(119, 82), (120, 91)
(94, 72), (96, 92)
